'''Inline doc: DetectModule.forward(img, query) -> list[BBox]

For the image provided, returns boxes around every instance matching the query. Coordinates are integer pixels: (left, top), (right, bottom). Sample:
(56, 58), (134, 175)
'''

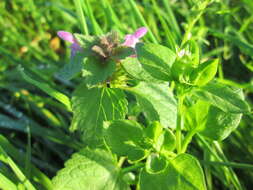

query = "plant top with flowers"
(21, 25), (250, 190)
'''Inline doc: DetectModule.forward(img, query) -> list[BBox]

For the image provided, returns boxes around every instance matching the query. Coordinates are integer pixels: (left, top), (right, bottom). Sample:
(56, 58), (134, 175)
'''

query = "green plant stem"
(74, 0), (89, 35)
(121, 163), (145, 174)
(118, 157), (126, 168)
(181, 129), (197, 153)
(201, 160), (253, 170)
(176, 95), (185, 154)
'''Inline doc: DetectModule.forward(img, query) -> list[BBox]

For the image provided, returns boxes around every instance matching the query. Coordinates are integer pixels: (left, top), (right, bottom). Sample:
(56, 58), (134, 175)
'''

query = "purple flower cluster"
(57, 27), (147, 56)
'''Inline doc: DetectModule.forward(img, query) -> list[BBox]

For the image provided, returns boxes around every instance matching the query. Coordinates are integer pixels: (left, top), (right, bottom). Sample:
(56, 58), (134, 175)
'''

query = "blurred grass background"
(0, 0), (252, 189)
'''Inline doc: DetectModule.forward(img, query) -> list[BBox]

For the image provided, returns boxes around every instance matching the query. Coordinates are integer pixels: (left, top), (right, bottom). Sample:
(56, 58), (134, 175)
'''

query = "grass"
(0, 0), (252, 189)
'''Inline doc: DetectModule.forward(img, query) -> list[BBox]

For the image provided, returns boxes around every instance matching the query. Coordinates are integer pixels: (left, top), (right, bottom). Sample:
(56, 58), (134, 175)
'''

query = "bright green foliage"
(145, 154), (168, 174)
(104, 120), (148, 162)
(52, 148), (130, 190)
(145, 122), (176, 153)
(139, 154), (206, 190)
(200, 105), (242, 140)
(0, 172), (17, 190)
(191, 59), (219, 86)
(121, 57), (162, 82)
(186, 86), (247, 140)
(70, 84), (128, 145)
(82, 57), (116, 87)
(129, 82), (177, 128)
(136, 43), (176, 81)
(171, 40), (200, 84)
(8, 0), (253, 189)
(185, 100), (242, 140)
(159, 129), (176, 153)
(194, 82), (250, 113)
(144, 121), (164, 142)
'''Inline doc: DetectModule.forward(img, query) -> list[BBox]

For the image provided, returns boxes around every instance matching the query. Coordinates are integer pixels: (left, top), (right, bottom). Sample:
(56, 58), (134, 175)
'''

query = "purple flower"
(122, 27), (148, 48)
(57, 31), (82, 56)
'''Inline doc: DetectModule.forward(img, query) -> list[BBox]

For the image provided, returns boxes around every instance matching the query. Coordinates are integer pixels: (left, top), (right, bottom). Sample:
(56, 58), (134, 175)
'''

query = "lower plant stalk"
(176, 95), (184, 154)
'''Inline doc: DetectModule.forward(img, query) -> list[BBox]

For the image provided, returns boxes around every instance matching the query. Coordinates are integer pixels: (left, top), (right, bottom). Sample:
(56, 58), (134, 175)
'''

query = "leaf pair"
(122, 42), (218, 87)
(104, 120), (175, 163)
(140, 154), (206, 190)
(185, 82), (250, 140)
(122, 43), (176, 82)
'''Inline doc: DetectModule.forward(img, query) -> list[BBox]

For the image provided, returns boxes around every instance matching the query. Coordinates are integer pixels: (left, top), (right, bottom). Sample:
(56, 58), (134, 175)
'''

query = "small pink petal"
(134, 27), (148, 38)
(57, 31), (75, 43)
(122, 35), (139, 48)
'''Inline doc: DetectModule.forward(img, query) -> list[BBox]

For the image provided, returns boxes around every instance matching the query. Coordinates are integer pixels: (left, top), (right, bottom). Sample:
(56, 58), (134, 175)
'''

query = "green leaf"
(57, 53), (85, 81)
(128, 82), (177, 128)
(136, 43), (176, 81)
(184, 100), (210, 131)
(144, 122), (176, 153)
(82, 57), (116, 87)
(200, 105), (242, 140)
(159, 129), (176, 153)
(121, 57), (162, 82)
(191, 59), (219, 86)
(70, 84), (128, 146)
(112, 46), (135, 60)
(139, 154), (206, 190)
(185, 100), (242, 141)
(104, 120), (148, 162)
(146, 154), (168, 174)
(194, 82), (250, 113)
(52, 148), (130, 190)
(144, 121), (163, 143)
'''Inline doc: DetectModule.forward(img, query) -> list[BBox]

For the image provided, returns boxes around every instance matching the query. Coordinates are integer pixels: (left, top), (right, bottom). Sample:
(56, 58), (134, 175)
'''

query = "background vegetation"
(0, 0), (252, 189)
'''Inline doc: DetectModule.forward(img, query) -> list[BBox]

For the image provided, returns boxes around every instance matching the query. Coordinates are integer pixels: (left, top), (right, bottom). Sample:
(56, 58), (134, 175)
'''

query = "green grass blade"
(161, 0), (181, 39)
(73, 0), (89, 35)
(101, 0), (123, 32)
(84, 0), (103, 35)
(19, 66), (72, 111)
(0, 172), (17, 190)
(0, 135), (53, 190)
(127, 0), (158, 43)
(0, 146), (37, 190)
(151, 0), (176, 51)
